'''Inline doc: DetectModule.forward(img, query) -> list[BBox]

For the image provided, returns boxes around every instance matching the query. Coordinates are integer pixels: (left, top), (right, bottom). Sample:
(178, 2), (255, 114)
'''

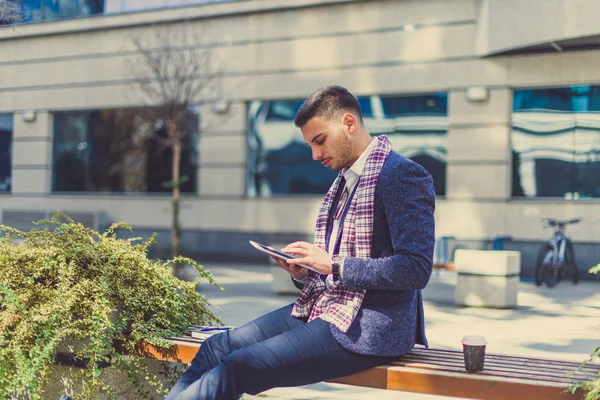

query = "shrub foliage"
(567, 263), (600, 400)
(0, 213), (221, 399)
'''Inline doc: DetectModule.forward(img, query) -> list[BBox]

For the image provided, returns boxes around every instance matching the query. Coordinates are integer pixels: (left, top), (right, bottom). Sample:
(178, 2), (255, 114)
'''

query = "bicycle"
(534, 218), (580, 288)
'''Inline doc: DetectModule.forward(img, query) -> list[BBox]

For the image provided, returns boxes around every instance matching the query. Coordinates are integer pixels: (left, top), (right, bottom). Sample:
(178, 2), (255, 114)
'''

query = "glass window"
(247, 93), (448, 197)
(52, 107), (198, 193)
(0, 114), (13, 193)
(3, 0), (105, 24)
(512, 86), (600, 198)
(380, 93), (447, 116)
(0, 0), (244, 24)
(265, 101), (303, 122)
(358, 97), (373, 118)
(375, 93), (447, 196)
(247, 100), (337, 197)
(104, 0), (237, 15)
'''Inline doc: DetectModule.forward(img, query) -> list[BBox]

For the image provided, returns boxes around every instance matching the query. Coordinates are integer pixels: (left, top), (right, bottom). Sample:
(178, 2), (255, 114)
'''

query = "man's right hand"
(267, 247), (308, 281)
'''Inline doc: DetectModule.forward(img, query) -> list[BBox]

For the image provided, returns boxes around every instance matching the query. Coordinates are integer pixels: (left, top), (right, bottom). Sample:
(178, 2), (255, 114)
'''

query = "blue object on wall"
(493, 235), (513, 250)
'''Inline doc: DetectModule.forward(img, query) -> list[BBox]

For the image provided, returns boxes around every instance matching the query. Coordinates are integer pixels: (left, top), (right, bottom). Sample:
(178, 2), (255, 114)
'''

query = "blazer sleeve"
(341, 160), (435, 291)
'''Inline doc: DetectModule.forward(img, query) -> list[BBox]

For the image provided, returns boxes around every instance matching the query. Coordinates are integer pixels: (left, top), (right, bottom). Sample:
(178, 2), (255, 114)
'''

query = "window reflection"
(512, 86), (600, 199)
(0, 114), (13, 193)
(2, 0), (105, 24)
(53, 108), (198, 193)
(0, 0), (237, 25)
(247, 93), (447, 197)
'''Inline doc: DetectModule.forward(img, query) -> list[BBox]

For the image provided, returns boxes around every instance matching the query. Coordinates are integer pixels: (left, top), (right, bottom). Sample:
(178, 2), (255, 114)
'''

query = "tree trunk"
(170, 126), (182, 258)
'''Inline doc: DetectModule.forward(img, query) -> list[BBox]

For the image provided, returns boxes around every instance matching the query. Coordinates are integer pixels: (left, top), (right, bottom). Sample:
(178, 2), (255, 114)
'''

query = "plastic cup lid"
(461, 335), (487, 345)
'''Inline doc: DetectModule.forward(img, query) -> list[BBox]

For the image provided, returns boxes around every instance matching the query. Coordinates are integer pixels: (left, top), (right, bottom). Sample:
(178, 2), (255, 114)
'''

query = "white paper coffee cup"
(461, 335), (487, 373)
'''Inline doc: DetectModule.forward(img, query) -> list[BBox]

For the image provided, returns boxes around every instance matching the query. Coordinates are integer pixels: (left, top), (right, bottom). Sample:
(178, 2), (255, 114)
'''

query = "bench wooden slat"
(396, 356), (595, 382)
(398, 354), (588, 374)
(138, 338), (596, 400)
(410, 348), (593, 369)
(402, 348), (598, 377)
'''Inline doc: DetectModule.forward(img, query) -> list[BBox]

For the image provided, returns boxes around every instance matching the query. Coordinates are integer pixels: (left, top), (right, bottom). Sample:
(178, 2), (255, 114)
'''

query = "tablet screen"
(255, 242), (293, 259)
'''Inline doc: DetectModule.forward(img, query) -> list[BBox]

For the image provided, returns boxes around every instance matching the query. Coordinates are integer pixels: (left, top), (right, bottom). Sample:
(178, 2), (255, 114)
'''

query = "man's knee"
(185, 333), (228, 378)
(218, 348), (268, 395)
(200, 333), (230, 359)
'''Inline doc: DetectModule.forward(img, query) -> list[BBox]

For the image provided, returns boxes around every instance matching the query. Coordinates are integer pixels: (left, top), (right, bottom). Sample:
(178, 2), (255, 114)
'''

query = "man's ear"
(342, 112), (357, 134)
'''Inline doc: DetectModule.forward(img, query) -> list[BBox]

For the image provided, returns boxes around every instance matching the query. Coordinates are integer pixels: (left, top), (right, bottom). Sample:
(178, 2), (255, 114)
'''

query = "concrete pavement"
(194, 262), (600, 399)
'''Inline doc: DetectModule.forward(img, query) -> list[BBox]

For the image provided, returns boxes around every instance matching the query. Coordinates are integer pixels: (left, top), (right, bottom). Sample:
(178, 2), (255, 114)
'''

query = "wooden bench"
(433, 262), (455, 272)
(134, 330), (599, 400)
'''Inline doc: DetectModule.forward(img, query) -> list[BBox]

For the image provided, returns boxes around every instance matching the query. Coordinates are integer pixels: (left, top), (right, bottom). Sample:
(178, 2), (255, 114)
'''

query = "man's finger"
(284, 241), (310, 250)
(270, 256), (288, 269)
(288, 264), (305, 273)
(281, 247), (308, 256)
(269, 255), (281, 264)
(287, 257), (309, 265)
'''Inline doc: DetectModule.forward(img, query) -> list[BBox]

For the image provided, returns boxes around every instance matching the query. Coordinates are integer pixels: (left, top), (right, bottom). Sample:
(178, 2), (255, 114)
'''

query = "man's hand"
(282, 241), (333, 275)
(267, 247), (308, 281)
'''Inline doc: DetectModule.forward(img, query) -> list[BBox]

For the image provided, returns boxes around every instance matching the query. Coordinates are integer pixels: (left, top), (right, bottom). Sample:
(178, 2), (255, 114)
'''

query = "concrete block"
(446, 163), (510, 200)
(13, 111), (52, 139)
(447, 125), (511, 163)
(199, 166), (245, 197)
(11, 168), (51, 194)
(454, 249), (521, 308)
(199, 134), (245, 165)
(449, 89), (512, 126)
(12, 140), (52, 166)
(455, 249), (521, 275)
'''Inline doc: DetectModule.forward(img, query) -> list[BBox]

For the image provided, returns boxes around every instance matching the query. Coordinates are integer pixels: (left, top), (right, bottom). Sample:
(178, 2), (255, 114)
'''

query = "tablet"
(249, 240), (319, 273)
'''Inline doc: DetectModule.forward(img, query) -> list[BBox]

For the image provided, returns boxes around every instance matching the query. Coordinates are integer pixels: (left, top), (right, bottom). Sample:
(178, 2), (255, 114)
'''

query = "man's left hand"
(282, 241), (332, 275)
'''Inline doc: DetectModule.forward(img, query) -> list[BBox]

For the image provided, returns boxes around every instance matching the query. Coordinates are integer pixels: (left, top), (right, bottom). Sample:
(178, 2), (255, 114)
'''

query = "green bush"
(0, 213), (221, 399)
(567, 263), (600, 400)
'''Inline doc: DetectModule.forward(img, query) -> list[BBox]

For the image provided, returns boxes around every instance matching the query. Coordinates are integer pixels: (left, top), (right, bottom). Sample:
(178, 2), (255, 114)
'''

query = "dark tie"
(322, 177), (347, 282)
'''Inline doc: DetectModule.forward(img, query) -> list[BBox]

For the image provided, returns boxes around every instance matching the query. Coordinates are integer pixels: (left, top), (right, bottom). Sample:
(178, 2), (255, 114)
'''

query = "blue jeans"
(165, 304), (392, 400)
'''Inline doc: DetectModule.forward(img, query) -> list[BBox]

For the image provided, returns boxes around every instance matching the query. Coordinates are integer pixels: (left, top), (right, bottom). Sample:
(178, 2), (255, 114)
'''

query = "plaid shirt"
(291, 135), (392, 332)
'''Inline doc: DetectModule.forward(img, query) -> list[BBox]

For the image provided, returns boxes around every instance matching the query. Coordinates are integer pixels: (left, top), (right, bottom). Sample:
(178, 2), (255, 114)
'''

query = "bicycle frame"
(536, 217), (580, 287)
(545, 228), (567, 266)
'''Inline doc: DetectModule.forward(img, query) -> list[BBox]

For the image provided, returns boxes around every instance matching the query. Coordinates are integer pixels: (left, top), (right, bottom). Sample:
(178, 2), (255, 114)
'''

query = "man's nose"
(311, 147), (323, 161)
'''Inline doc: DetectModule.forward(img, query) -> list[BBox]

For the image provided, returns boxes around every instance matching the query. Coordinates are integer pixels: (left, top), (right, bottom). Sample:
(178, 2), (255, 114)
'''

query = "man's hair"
(294, 85), (363, 128)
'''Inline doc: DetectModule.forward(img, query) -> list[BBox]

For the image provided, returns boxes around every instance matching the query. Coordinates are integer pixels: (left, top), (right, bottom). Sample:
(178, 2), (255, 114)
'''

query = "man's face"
(300, 114), (354, 171)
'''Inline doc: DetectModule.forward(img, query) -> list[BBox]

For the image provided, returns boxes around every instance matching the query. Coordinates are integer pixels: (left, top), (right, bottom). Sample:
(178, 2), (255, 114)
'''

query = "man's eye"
(316, 139), (325, 145)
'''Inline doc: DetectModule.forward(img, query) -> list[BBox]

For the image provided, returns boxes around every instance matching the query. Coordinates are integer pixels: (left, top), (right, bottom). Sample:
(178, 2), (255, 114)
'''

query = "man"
(166, 85), (436, 400)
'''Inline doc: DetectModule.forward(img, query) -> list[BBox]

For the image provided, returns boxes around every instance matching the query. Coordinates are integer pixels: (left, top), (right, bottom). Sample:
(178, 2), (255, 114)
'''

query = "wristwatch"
(331, 254), (344, 278)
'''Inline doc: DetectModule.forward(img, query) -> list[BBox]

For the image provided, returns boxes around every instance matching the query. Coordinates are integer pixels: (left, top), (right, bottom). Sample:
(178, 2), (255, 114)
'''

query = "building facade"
(1, 0), (600, 279)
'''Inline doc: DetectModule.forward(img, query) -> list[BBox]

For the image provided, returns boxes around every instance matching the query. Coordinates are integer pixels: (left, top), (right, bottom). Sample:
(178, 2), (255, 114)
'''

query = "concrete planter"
(45, 357), (185, 399)
(454, 249), (521, 308)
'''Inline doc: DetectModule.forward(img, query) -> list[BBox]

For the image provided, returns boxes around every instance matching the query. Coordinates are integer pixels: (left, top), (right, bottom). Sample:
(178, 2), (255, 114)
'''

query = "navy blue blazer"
(327, 151), (435, 357)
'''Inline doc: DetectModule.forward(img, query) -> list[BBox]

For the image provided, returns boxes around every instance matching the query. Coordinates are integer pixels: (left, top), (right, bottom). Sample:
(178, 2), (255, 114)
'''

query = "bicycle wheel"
(564, 242), (579, 284)
(542, 262), (560, 288)
(535, 244), (552, 286)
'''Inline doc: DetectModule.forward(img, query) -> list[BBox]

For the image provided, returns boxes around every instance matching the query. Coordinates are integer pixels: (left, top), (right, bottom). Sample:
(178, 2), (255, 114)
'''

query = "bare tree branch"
(129, 25), (222, 258)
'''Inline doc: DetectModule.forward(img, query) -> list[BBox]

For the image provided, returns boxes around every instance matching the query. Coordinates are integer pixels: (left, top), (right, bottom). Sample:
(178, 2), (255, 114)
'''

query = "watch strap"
(331, 255), (343, 277)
